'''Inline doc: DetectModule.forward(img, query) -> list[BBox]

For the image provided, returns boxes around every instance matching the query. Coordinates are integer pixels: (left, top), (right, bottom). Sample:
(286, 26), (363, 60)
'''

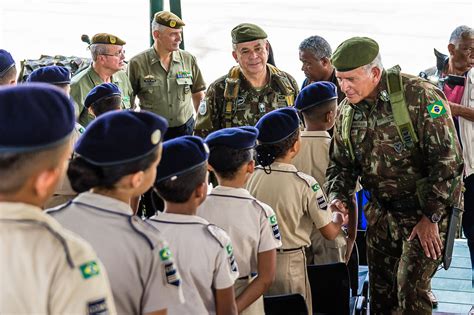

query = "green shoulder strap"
(386, 65), (418, 148)
(223, 66), (241, 128)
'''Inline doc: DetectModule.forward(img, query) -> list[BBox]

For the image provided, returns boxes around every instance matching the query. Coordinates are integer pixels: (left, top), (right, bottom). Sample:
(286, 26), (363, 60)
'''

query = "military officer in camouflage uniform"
(325, 37), (464, 314)
(194, 23), (299, 138)
(71, 33), (133, 126)
(128, 11), (206, 140)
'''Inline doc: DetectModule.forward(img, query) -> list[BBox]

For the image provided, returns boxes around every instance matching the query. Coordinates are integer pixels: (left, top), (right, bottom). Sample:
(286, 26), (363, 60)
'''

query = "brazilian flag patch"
(80, 261), (100, 279)
(159, 246), (172, 262)
(427, 100), (446, 119)
(311, 183), (320, 192)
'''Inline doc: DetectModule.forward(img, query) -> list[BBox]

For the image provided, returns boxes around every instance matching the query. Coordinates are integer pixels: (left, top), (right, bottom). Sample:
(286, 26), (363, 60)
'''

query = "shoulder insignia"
(296, 171), (318, 187)
(253, 200), (281, 241)
(427, 100), (446, 118)
(159, 244), (181, 287)
(128, 216), (166, 250)
(80, 260), (100, 279)
(207, 224), (238, 273)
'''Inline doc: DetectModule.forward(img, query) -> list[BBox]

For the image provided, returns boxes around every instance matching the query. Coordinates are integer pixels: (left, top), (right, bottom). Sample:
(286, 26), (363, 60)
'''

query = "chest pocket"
(139, 77), (161, 109)
(176, 77), (192, 101)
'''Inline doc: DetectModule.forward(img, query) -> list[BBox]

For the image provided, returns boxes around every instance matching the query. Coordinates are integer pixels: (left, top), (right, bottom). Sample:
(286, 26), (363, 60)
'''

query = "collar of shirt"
(300, 130), (331, 139)
(210, 185), (255, 199)
(149, 47), (182, 66)
(0, 201), (64, 228)
(151, 212), (210, 225)
(268, 161), (298, 172)
(89, 65), (122, 84)
(72, 191), (133, 215)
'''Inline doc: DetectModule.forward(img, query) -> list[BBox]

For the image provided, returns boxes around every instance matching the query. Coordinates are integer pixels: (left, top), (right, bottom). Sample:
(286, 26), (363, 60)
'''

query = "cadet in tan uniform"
(71, 33), (134, 126)
(128, 11), (206, 140)
(0, 84), (116, 314)
(149, 136), (239, 315)
(46, 111), (184, 315)
(198, 126), (282, 314)
(246, 107), (346, 314)
(84, 82), (122, 118)
(292, 81), (351, 265)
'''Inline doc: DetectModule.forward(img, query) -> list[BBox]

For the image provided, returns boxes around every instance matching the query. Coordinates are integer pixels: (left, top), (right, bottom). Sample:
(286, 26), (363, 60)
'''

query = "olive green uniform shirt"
(70, 65), (133, 126)
(128, 48), (206, 127)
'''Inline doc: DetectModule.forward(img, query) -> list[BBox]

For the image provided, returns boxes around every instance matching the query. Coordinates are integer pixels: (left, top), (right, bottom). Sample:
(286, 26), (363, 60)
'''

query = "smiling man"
(194, 23), (299, 138)
(71, 33), (133, 126)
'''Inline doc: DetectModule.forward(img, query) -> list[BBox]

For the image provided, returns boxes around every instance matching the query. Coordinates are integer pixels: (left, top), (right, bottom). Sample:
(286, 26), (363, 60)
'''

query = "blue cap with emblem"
(0, 49), (15, 77)
(255, 107), (300, 144)
(0, 83), (75, 153)
(205, 126), (259, 150)
(84, 83), (122, 108)
(75, 111), (168, 166)
(155, 136), (209, 183)
(26, 65), (71, 85)
(295, 81), (338, 112)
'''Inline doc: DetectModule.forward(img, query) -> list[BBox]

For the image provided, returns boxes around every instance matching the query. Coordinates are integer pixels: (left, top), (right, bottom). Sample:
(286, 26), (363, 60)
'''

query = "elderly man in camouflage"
(325, 37), (464, 314)
(194, 23), (299, 137)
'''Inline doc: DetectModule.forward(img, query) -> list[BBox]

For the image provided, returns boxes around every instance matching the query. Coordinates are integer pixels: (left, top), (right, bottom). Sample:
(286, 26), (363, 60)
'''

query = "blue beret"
(84, 83), (121, 108)
(155, 136), (209, 183)
(205, 126), (259, 150)
(75, 111), (168, 166)
(0, 84), (75, 153)
(295, 81), (338, 111)
(255, 107), (300, 144)
(27, 66), (71, 85)
(0, 49), (15, 77)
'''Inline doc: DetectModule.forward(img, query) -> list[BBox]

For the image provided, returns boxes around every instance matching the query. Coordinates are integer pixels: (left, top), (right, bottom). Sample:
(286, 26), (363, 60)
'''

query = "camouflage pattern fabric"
(17, 55), (91, 83)
(325, 72), (464, 314)
(194, 65), (299, 138)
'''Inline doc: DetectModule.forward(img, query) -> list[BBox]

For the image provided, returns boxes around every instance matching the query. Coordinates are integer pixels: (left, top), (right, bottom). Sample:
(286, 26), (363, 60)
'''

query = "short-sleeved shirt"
(194, 65), (299, 138)
(128, 48), (206, 127)
(0, 202), (116, 314)
(147, 213), (239, 315)
(246, 162), (333, 249)
(197, 186), (282, 277)
(46, 192), (184, 315)
(70, 65), (134, 126)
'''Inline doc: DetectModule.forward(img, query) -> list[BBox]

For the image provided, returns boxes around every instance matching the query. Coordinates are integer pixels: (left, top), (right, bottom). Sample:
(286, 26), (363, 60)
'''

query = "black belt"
(238, 272), (257, 280)
(277, 246), (304, 253)
(376, 195), (421, 212)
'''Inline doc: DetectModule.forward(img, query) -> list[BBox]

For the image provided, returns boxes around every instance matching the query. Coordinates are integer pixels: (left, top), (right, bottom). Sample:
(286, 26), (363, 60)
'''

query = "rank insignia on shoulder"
(80, 261), (100, 279)
(164, 262), (181, 286)
(269, 214), (281, 241)
(87, 298), (108, 315)
(198, 100), (207, 115)
(226, 244), (238, 273)
(427, 100), (446, 118)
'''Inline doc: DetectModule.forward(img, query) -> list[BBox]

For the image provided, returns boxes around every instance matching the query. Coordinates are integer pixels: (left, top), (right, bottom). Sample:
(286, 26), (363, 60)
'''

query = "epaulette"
(296, 171), (318, 188)
(206, 224), (238, 273)
(252, 199), (272, 218)
(129, 216), (166, 250)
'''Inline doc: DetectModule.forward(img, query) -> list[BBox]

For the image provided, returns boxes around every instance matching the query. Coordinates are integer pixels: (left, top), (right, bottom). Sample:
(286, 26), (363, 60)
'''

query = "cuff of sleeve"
(422, 199), (448, 219)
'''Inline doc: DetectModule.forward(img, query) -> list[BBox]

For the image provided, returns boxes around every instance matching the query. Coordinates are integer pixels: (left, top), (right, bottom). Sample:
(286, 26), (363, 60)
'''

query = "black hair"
(68, 147), (159, 193)
(301, 99), (337, 123)
(91, 95), (121, 117)
(154, 163), (207, 203)
(208, 146), (253, 180)
(255, 129), (300, 168)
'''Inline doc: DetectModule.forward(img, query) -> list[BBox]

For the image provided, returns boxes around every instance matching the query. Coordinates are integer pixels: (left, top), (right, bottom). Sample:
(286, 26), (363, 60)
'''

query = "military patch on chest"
(393, 142), (404, 153)
(427, 100), (446, 118)
(176, 70), (192, 79)
(352, 121), (368, 128)
(277, 94), (287, 104)
(353, 111), (363, 121)
(143, 75), (156, 84)
(236, 94), (246, 106)
(376, 115), (394, 126)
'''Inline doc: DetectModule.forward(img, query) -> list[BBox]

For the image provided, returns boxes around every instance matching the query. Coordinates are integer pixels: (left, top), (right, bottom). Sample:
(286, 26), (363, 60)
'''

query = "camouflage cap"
(331, 37), (379, 72)
(91, 33), (126, 46)
(154, 11), (185, 29)
(231, 23), (267, 44)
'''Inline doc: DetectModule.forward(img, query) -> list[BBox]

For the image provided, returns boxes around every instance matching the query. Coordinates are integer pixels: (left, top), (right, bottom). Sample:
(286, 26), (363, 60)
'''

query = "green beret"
(331, 37), (379, 72)
(91, 33), (126, 45)
(231, 23), (267, 44)
(154, 11), (185, 29)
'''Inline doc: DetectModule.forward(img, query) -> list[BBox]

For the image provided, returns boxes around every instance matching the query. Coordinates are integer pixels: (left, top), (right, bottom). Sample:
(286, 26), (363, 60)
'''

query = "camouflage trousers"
(365, 201), (448, 315)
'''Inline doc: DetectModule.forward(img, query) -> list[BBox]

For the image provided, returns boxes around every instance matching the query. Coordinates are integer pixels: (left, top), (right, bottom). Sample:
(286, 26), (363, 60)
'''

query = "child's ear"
(33, 168), (61, 200)
(130, 171), (145, 189)
(247, 159), (255, 174)
(195, 181), (207, 199)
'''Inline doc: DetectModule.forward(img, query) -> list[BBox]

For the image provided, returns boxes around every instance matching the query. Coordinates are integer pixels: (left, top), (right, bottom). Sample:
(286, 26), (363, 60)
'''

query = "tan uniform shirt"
(292, 131), (346, 264)
(148, 213), (238, 315)
(197, 186), (282, 277)
(246, 162), (333, 249)
(71, 65), (134, 126)
(128, 48), (206, 127)
(46, 192), (184, 315)
(0, 202), (116, 314)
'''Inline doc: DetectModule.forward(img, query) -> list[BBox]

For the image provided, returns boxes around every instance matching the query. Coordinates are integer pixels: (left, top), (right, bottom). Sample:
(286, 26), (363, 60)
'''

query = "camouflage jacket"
(194, 65), (299, 138)
(325, 72), (463, 220)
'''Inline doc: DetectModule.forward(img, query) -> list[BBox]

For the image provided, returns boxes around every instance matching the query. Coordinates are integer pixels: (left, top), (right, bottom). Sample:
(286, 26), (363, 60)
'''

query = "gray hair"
(363, 53), (384, 73)
(232, 39), (268, 52)
(449, 25), (473, 47)
(151, 20), (167, 33)
(89, 43), (109, 61)
(298, 36), (332, 59)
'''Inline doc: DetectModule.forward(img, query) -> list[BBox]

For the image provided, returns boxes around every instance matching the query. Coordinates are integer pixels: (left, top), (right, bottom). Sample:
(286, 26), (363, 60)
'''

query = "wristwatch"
(429, 213), (441, 223)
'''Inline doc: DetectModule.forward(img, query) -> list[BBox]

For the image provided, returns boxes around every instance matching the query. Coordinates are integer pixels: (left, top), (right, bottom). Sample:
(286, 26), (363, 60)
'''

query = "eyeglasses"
(101, 49), (125, 57)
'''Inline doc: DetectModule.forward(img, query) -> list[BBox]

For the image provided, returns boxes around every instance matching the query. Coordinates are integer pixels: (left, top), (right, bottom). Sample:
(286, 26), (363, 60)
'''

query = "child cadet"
(0, 84), (116, 314)
(292, 81), (351, 265)
(198, 126), (282, 314)
(246, 107), (346, 313)
(46, 111), (184, 315)
(27, 65), (84, 208)
(148, 136), (239, 315)
(0, 49), (17, 85)
(84, 82), (122, 118)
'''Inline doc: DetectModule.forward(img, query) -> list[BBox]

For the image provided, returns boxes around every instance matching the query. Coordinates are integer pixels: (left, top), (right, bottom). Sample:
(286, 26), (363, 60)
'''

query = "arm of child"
(215, 286), (238, 315)
(236, 249), (276, 312)
(318, 211), (345, 240)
